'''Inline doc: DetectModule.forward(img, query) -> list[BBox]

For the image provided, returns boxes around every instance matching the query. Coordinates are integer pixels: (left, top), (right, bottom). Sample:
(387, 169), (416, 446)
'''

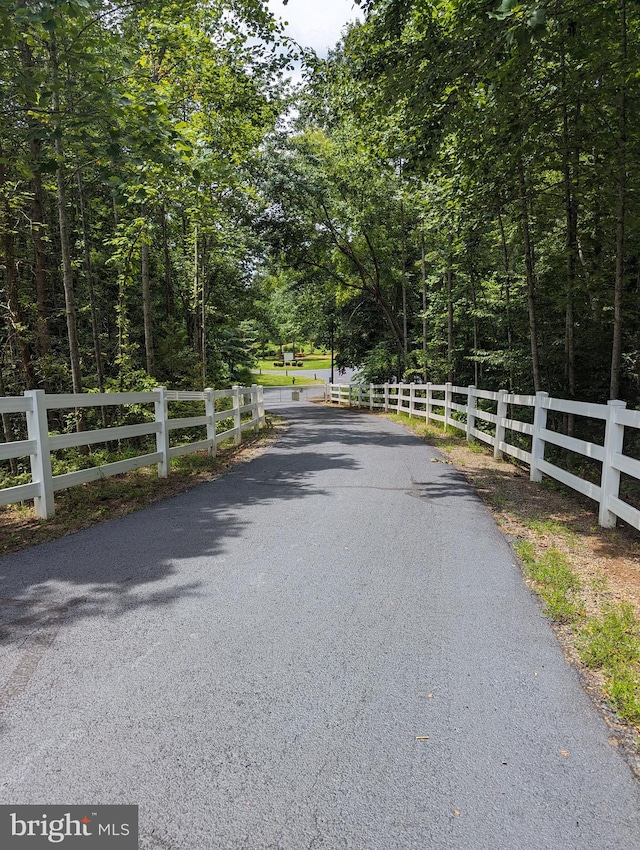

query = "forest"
(1, 0), (639, 416)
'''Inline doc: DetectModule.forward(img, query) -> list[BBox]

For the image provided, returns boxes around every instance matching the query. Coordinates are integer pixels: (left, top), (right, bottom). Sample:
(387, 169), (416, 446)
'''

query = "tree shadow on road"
(0, 430), (359, 701)
(0, 402), (475, 704)
(269, 404), (425, 451)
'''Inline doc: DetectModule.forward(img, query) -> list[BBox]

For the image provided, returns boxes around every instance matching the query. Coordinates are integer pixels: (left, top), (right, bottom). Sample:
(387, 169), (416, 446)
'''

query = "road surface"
(0, 401), (639, 848)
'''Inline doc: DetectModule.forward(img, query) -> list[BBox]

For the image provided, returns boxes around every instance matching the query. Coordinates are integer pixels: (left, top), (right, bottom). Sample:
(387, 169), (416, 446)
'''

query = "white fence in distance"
(0, 384), (265, 519)
(327, 381), (640, 532)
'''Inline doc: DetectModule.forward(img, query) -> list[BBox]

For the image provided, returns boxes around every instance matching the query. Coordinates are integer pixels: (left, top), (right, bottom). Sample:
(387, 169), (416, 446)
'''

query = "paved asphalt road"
(1, 402), (639, 849)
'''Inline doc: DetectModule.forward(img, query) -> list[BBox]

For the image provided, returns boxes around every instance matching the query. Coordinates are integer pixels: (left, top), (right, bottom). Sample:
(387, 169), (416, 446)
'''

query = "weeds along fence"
(0, 385), (265, 519)
(328, 382), (640, 532)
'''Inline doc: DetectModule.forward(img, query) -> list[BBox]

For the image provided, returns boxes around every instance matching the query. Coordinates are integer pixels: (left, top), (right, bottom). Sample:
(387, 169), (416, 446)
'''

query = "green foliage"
(467, 440), (485, 454)
(251, 373), (323, 387)
(516, 543), (583, 623)
(579, 604), (640, 671)
(578, 603), (640, 724)
(604, 667), (640, 725)
(523, 518), (577, 544)
(0, 0), (290, 397)
(254, 0), (640, 408)
(6, 0), (640, 412)
(516, 540), (640, 722)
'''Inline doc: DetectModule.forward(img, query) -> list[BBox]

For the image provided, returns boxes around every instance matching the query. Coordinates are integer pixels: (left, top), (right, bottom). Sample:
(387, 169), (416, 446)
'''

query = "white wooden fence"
(328, 381), (640, 531)
(0, 385), (265, 519)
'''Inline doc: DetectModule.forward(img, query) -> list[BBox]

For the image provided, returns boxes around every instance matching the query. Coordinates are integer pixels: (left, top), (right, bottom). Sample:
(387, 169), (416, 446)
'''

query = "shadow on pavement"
(0, 403), (472, 700)
(0, 409), (361, 685)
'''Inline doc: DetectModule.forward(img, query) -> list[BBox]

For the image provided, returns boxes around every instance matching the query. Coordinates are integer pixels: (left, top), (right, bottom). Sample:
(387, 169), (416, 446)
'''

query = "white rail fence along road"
(0, 385), (265, 519)
(328, 382), (640, 532)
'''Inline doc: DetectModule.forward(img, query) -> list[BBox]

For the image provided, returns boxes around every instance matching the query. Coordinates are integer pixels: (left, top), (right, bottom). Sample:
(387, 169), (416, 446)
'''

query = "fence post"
(494, 389), (508, 459)
(599, 399), (627, 528)
(369, 383), (374, 412)
(384, 382), (389, 412)
(466, 385), (476, 442)
(530, 391), (549, 481)
(154, 386), (170, 478)
(409, 383), (415, 418)
(426, 382), (432, 424)
(357, 385), (362, 407)
(204, 387), (217, 457)
(232, 386), (242, 445)
(251, 384), (260, 433)
(24, 389), (54, 519)
(258, 385), (265, 423)
(444, 382), (452, 431)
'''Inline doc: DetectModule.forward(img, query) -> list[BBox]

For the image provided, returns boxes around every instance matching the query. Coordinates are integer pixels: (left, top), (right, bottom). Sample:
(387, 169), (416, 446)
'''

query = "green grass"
(489, 492), (509, 510)
(522, 518), (578, 545)
(579, 604), (640, 669)
(393, 412), (467, 449)
(256, 357), (331, 372)
(578, 604), (640, 724)
(467, 440), (486, 454)
(250, 373), (324, 387)
(516, 539), (640, 725)
(516, 541), (584, 623)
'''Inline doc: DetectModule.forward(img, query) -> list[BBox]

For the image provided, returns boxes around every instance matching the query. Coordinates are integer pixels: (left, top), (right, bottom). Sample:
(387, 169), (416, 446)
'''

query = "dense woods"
(270, 0), (640, 406)
(0, 0), (288, 406)
(2, 0), (640, 410)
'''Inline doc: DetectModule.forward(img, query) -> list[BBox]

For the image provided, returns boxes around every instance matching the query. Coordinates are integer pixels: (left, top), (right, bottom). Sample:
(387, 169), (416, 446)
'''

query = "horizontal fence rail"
(0, 384), (265, 518)
(327, 381), (640, 532)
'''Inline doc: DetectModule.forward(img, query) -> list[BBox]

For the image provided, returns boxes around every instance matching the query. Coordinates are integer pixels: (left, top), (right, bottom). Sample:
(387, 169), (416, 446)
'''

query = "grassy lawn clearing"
(251, 373), (324, 386)
(256, 357), (331, 372)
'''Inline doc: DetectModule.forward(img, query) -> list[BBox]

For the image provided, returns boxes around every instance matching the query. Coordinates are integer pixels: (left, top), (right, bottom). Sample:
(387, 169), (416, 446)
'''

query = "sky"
(266, 0), (363, 57)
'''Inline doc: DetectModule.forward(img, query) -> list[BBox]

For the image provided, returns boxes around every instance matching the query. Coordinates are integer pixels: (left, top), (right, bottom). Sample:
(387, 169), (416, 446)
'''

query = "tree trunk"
(400, 196), (408, 372)
(31, 143), (51, 361)
(561, 64), (577, 404)
(421, 229), (428, 383)
(20, 37), (51, 361)
(497, 208), (514, 391)
(518, 159), (542, 392)
(76, 173), (105, 397)
(161, 206), (173, 317)
(200, 236), (207, 388)
(470, 272), (479, 388)
(559, 31), (581, 431)
(192, 225), (201, 356)
(141, 236), (155, 377)
(0, 153), (37, 390)
(610, 0), (627, 400)
(446, 231), (454, 383)
(110, 191), (128, 389)
(0, 368), (18, 475)
(49, 30), (82, 396)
